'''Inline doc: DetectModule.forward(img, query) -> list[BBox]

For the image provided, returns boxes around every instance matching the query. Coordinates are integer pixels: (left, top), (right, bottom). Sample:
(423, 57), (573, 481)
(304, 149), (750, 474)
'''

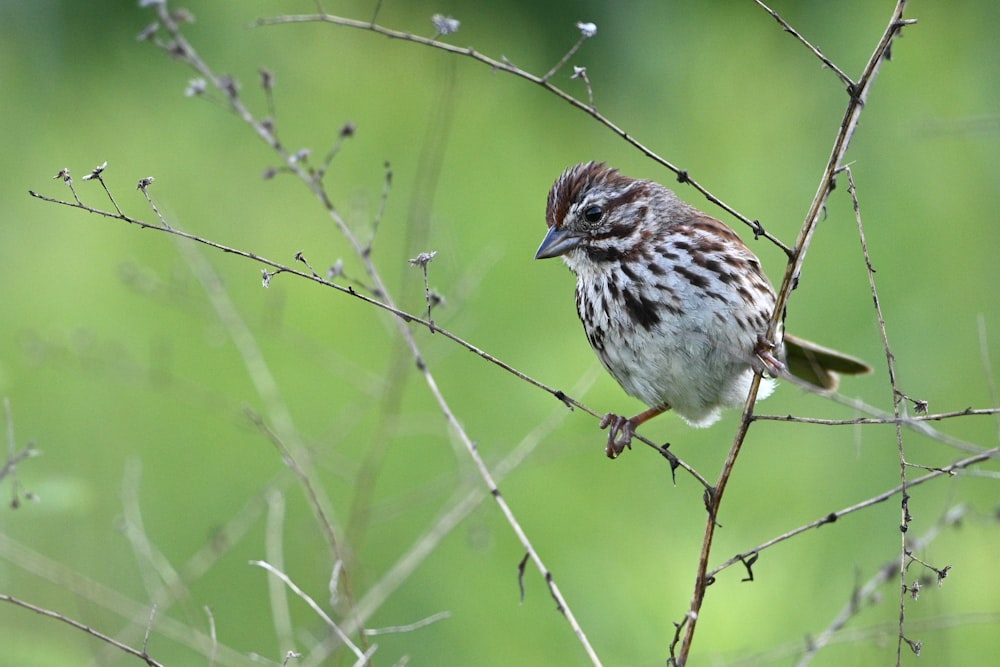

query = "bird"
(535, 161), (870, 457)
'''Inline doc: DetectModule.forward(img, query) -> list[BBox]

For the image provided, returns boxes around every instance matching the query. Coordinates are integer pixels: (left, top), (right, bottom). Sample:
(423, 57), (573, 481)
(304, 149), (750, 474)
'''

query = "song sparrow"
(536, 162), (870, 458)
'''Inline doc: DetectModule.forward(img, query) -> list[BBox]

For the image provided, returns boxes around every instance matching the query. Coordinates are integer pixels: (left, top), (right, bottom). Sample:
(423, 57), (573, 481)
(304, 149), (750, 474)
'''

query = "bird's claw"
(600, 413), (634, 459)
(754, 333), (785, 378)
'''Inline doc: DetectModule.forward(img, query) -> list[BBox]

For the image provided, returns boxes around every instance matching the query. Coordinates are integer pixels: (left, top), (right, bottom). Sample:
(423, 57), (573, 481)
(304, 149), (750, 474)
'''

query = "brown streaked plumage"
(536, 162), (870, 458)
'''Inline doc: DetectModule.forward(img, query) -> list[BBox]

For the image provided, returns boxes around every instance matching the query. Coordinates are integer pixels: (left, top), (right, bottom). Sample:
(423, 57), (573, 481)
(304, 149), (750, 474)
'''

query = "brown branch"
(673, 3), (915, 664)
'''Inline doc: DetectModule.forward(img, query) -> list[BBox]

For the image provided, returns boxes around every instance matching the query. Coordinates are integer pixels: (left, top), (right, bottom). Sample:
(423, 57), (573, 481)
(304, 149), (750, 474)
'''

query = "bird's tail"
(782, 333), (871, 391)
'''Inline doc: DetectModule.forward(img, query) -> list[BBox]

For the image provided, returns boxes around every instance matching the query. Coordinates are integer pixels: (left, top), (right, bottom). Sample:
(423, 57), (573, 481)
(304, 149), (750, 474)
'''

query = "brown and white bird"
(535, 162), (870, 458)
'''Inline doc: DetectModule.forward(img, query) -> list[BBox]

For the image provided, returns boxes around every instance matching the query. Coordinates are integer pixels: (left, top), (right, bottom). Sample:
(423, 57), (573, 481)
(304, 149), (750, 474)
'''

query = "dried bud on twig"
(431, 14), (460, 37)
(408, 251), (437, 268)
(185, 78), (206, 97)
(82, 161), (107, 181)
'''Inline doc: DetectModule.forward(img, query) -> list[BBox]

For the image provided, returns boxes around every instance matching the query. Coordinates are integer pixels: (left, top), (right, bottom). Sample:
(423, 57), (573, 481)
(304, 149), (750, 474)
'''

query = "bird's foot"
(600, 413), (635, 459)
(754, 333), (786, 378)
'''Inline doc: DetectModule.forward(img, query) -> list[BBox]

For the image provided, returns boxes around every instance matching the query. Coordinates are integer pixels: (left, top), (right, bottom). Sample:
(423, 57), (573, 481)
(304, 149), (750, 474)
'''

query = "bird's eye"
(583, 205), (604, 223)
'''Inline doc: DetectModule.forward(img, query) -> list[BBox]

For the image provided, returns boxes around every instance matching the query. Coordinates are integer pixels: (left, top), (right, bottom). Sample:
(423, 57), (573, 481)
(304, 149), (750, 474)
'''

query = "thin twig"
(754, 407), (1000, 426)
(82, 161), (124, 216)
(674, 3), (914, 664)
(317, 122), (356, 181)
(408, 251), (438, 332)
(795, 504), (967, 666)
(246, 411), (353, 612)
(142, 605), (157, 658)
(204, 606), (218, 667)
(0, 594), (166, 667)
(0, 532), (252, 664)
(803, 391), (988, 455)
(753, 0), (855, 88)
(253, 12), (788, 251)
(332, 367), (602, 652)
(251, 560), (367, 662)
(119, 460), (187, 604)
(542, 23), (596, 82)
(706, 448), (997, 582)
(265, 490), (295, 653)
(364, 611), (451, 636)
(28, 188), (706, 486)
(26, 3), (968, 666)
(845, 165), (915, 662)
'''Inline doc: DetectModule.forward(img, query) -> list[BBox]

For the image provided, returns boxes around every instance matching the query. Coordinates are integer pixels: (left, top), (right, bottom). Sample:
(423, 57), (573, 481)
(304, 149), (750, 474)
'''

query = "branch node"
(738, 552), (759, 582)
(552, 390), (573, 410)
(656, 444), (680, 484)
(517, 552), (529, 604)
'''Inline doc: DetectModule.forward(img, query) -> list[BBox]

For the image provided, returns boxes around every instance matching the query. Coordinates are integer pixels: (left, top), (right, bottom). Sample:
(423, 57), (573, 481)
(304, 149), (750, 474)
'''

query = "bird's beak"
(535, 226), (582, 260)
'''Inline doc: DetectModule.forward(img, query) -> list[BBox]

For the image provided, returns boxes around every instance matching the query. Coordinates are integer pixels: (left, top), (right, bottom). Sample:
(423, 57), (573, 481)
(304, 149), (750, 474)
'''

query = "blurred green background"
(1, 1), (998, 665)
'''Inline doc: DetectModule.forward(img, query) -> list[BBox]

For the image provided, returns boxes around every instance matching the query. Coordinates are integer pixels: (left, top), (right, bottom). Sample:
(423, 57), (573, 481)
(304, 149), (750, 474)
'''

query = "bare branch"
(364, 611), (451, 636)
(250, 560), (368, 663)
(0, 594), (166, 667)
(795, 504), (967, 666)
(844, 164), (913, 661)
(754, 407), (1000, 426)
(542, 21), (597, 82)
(253, 12), (788, 250)
(674, 3), (915, 664)
(753, 0), (855, 87)
(707, 448), (998, 582)
(26, 2), (994, 666)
